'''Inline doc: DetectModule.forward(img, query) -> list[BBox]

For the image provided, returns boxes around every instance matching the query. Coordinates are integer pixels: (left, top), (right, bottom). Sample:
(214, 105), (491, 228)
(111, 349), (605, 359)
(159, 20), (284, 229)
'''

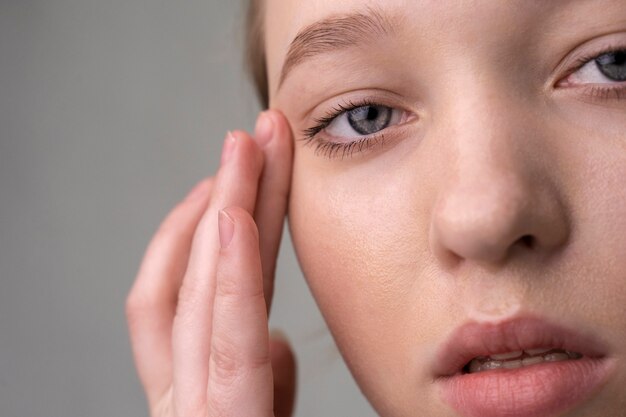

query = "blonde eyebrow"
(277, 7), (397, 90)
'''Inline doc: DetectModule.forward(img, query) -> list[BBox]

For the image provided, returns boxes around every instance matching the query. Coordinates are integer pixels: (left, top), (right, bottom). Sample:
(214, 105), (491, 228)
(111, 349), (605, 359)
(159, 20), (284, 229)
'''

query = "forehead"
(263, 0), (620, 100)
(263, 0), (524, 94)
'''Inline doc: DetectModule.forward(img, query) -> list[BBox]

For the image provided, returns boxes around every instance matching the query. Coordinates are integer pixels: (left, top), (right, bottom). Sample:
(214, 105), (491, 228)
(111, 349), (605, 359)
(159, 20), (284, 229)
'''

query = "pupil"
(595, 50), (626, 81)
(347, 105), (392, 135)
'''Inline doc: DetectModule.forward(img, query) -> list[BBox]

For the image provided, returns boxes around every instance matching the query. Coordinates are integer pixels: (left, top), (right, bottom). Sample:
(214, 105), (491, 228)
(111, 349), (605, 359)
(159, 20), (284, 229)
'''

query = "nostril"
(519, 235), (535, 248)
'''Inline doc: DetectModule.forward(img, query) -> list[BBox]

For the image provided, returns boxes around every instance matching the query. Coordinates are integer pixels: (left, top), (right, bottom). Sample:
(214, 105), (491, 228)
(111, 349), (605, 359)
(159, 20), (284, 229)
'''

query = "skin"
(126, 118), (297, 417)
(127, 0), (626, 416)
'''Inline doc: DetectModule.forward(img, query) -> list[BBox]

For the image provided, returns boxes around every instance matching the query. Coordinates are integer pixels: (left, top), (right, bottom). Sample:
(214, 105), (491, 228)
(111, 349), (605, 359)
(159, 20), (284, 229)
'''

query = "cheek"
(288, 152), (425, 322)
(558, 140), (626, 332)
(287, 149), (450, 412)
(546, 101), (626, 333)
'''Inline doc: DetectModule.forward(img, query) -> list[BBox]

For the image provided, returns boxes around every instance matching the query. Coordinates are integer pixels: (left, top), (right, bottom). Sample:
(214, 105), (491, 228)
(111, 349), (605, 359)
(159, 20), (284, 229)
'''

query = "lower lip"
(436, 357), (614, 417)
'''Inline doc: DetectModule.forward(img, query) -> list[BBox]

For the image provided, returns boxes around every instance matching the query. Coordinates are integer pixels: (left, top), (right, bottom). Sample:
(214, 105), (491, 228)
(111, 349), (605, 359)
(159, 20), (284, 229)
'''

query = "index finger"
(252, 109), (294, 312)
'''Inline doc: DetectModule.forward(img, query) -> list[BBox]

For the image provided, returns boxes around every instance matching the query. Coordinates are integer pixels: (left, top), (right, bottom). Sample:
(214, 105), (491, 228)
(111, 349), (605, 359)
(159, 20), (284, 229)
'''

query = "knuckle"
(210, 335), (271, 384)
(125, 289), (157, 332)
(125, 288), (145, 320)
(210, 338), (244, 384)
(217, 275), (265, 301)
(126, 277), (173, 318)
(124, 297), (136, 323)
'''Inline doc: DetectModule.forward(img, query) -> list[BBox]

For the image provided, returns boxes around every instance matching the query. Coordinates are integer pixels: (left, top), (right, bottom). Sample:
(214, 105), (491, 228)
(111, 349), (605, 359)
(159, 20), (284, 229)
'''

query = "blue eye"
(595, 50), (626, 82)
(325, 104), (402, 137)
(341, 105), (393, 135)
(300, 99), (412, 160)
(558, 46), (626, 102)
(569, 49), (626, 84)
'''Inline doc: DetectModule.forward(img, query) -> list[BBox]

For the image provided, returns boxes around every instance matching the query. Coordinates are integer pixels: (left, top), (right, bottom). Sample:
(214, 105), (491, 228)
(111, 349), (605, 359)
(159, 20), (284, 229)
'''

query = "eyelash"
(300, 98), (387, 160)
(564, 43), (626, 101)
(301, 43), (626, 159)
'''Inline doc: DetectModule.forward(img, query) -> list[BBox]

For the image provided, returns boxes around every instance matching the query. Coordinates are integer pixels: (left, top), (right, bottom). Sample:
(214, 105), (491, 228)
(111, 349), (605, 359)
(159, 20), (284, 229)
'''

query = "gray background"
(0, 1), (377, 416)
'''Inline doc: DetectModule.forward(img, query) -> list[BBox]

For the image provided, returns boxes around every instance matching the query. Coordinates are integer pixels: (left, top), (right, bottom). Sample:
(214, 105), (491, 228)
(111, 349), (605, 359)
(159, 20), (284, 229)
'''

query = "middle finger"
(171, 130), (264, 415)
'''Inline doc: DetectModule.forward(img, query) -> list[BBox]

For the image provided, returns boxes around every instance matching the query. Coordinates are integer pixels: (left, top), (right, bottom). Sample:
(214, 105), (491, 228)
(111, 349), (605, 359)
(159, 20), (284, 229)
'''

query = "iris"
(347, 105), (392, 135)
(596, 50), (626, 81)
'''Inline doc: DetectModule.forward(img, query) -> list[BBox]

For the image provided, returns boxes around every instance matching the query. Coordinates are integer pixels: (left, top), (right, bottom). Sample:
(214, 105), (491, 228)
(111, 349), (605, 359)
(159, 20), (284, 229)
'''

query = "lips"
(432, 314), (616, 417)
(433, 314), (609, 377)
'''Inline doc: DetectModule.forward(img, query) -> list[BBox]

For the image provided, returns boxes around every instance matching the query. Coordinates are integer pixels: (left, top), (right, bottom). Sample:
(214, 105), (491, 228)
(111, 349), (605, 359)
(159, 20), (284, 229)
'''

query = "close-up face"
(263, 1), (626, 416)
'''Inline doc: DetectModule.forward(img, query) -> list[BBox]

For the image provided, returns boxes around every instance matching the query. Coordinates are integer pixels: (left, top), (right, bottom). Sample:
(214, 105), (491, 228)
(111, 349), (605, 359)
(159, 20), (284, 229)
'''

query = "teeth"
(501, 359), (523, 369)
(522, 356), (544, 366)
(544, 352), (570, 362)
(525, 348), (552, 356)
(490, 351), (523, 360)
(481, 360), (503, 370)
(466, 349), (583, 374)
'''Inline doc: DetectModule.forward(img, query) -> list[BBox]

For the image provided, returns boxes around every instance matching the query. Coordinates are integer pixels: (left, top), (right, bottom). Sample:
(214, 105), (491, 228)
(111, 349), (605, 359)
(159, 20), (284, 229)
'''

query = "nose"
(429, 99), (570, 271)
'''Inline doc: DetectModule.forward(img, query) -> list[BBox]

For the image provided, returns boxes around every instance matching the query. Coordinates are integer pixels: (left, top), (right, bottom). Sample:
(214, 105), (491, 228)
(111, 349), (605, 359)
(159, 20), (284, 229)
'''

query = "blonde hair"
(245, 0), (269, 108)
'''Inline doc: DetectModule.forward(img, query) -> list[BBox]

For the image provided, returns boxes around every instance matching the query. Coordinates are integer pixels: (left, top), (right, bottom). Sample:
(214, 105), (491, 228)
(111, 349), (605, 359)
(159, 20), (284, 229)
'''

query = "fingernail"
(218, 209), (235, 249)
(254, 112), (274, 147)
(220, 131), (237, 164)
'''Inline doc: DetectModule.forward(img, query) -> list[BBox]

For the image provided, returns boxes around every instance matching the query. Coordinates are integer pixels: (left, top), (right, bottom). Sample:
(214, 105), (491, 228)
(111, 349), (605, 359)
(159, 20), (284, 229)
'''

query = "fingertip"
(184, 177), (213, 202)
(254, 111), (275, 147)
(270, 331), (297, 417)
(270, 329), (288, 343)
(263, 109), (294, 151)
(269, 333), (295, 367)
(263, 108), (287, 126)
(230, 129), (253, 142)
(229, 129), (264, 171)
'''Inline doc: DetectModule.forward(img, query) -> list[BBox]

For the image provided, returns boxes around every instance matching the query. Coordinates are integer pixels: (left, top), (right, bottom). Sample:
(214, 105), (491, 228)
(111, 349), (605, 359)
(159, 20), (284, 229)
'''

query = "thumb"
(270, 330), (297, 417)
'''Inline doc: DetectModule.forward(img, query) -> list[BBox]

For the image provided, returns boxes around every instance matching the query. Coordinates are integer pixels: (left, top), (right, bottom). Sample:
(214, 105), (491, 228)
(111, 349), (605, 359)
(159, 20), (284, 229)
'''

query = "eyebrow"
(277, 7), (397, 91)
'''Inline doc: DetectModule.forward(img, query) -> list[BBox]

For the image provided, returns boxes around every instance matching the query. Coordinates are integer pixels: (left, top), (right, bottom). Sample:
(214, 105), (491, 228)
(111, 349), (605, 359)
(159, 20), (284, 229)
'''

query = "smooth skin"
(265, 1), (626, 416)
(128, 1), (626, 416)
(126, 110), (296, 417)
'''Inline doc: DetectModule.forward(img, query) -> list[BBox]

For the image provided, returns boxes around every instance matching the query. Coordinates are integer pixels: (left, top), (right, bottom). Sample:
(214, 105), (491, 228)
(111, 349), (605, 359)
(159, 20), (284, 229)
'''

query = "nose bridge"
(440, 75), (534, 202)
(455, 81), (535, 197)
(429, 80), (570, 270)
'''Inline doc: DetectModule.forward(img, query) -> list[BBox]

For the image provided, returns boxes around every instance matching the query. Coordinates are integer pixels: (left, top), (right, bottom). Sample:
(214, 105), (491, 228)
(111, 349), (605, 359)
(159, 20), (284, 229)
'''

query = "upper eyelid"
(566, 47), (621, 76)
(302, 101), (409, 141)
(303, 89), (413, 122)
(555, 46), (626, 90)
(550, 35), (626, 84)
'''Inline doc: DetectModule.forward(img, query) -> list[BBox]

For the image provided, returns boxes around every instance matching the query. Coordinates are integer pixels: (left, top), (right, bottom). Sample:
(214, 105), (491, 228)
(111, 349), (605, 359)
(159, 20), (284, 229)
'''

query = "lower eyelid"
(311, 118), (418, 160)
(579, 84), (626, 103)
(312, 135), (383, 159)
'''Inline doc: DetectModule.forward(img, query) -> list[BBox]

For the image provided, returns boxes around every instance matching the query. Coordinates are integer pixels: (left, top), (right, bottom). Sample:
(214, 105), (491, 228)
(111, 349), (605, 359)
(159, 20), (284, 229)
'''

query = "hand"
(125, 110), (296, 417)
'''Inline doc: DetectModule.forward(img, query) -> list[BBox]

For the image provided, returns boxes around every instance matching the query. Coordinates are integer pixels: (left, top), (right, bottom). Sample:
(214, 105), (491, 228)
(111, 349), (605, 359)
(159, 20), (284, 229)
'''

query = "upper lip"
(433, 314), (610, 378)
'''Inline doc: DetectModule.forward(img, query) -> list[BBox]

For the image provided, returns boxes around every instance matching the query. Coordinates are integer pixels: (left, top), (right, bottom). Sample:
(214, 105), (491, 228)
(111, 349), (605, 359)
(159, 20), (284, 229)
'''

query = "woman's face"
(266, 1), (626, 416)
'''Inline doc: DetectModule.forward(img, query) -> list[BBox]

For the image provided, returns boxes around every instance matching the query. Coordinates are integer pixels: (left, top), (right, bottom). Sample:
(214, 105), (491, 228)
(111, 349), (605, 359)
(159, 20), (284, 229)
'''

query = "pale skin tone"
(127, 0), (626, 416)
